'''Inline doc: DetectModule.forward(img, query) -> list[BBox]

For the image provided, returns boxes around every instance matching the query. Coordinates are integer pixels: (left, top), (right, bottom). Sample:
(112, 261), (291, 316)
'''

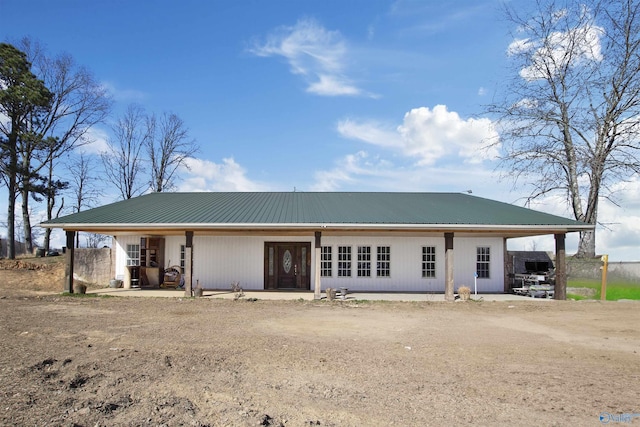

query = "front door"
(264, 242), (311, 290)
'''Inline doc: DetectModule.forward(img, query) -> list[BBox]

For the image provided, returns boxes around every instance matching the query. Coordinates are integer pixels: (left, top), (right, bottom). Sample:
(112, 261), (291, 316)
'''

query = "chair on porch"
(161, 266), (182, 289)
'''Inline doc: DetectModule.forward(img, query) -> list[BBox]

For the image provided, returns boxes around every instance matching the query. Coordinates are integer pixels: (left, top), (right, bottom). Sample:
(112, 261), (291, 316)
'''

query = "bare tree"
(42, 155), (68, 251)
(488, 0), (640, 257)
(15, 38), (111, 253)
(146, 112), (198, 192)
(102, 104), (149, 200)
(67, 152), (102, 248)
(84, 233), (109, 248)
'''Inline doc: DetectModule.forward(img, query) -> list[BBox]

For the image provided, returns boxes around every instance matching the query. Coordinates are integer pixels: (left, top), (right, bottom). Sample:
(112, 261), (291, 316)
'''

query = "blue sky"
(2, 0), (639, 260)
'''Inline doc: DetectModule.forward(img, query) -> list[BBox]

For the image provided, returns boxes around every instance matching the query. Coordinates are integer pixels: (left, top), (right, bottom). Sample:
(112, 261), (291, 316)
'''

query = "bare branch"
(146, 112), (198, 192)
(101, 104), (148, 200)
(487, 0), (640, 256)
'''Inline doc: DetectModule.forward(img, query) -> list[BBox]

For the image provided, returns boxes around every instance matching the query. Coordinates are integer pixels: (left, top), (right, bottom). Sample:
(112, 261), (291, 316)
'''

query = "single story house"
(40, 192), (593, 300)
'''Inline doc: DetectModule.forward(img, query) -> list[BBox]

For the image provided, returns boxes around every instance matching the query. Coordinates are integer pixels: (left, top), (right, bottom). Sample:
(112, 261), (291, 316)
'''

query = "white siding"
(113, 235), (140, 278)
(191, 235), (313, 291)
(112, 234), (505, 292)
(318, 236), (446, 292)
(164, 235), (186, 270)
(453, 237), (504, 293)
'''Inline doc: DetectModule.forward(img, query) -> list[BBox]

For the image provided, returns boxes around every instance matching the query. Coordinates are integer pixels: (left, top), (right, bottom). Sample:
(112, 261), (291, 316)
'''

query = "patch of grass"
(60, 292), (113, 298)
(603, 284), (640, 300)
(568, 279), (640, 300)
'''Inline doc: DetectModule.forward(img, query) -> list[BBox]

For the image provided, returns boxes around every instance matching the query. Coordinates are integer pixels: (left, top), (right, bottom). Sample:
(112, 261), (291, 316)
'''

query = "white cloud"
(596, 177), (640, 261)
(511, 24), (603, 81)
(177, 157), (267, 192)
(610, 177), (640, 209)
(77, 126), (110, 155)
(337, 119), (402, 149)
(338, 105), (500, 166)
(311, 151), (397, 191)
(506, 178), (640, 261)
(311, 148), (502, 194)
(100, 81), (146, 102)
(506, 38), (533, 56)
(307, 74), (361, 96)
(250, 18), (371, 97)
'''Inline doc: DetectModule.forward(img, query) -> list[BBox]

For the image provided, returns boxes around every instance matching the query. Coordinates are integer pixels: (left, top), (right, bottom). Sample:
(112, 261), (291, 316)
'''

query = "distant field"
(568, 278), (640, 300)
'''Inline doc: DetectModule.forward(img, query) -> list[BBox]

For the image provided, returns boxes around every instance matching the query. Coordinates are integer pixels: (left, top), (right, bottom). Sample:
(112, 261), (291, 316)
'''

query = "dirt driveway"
(1, 260), (639, 426)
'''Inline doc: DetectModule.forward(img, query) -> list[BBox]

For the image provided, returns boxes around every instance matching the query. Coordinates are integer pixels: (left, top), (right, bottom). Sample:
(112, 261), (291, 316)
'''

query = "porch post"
(503, 238), (511, 293)
(64, 230), (76, 293)
(184, 231), (193, 297)
(554, 233), (567, 300)
(444, 232), (455, 302)
(314, 231), (322, 300)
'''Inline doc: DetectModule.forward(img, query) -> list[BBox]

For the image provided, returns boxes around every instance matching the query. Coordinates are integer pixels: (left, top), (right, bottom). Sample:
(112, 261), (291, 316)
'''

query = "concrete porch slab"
(87, 288), (551, 302)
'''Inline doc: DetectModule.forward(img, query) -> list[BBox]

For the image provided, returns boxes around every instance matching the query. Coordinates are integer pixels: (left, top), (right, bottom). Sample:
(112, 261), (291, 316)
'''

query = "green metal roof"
(41, 192), (592, 235)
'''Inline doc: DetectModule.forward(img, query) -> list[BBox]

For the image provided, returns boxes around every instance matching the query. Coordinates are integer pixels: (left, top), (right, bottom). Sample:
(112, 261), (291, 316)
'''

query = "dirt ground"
(1, 258), (639, 426)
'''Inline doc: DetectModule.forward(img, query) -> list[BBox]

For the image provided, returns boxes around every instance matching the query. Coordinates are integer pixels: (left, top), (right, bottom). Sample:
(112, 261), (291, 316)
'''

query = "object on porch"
(457, 286), (471, 301)
(162, 266), (182, 289)
(339, 287), (348, 299)
(194, 280), (203, 297)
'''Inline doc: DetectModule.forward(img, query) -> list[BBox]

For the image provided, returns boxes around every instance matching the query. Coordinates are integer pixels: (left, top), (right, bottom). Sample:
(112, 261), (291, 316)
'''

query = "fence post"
(600, 255), (608, 301)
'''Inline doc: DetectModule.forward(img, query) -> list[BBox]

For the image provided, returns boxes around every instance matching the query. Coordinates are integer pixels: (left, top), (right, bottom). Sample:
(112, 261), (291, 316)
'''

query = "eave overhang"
(40, 221), (594, 239)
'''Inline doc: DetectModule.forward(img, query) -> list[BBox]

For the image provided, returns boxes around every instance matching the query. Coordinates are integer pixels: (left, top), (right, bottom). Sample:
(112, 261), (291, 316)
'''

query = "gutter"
(40, 222), (594, 233)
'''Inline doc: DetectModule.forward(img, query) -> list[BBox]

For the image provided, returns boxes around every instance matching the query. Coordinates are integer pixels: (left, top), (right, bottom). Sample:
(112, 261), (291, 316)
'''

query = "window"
(422, 246), (436, 278)
(357, 246), (371, 277)
(377, 246), (390, 277)
(477, 246), (490, 278)
(321, 246), (332, 277)
(126, 244), (140, 266)
(180, 244), (186, 273)
(338, 246), (351, 277)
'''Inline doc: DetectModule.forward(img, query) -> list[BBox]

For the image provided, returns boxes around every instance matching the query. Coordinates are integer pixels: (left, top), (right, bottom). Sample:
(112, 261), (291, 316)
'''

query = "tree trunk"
(44, 228), (52, 252)
(576, 229), (596, 258)
(7, 175), (16, 259)
(7, 127), (18, 259)
(21, 186), (34, 254)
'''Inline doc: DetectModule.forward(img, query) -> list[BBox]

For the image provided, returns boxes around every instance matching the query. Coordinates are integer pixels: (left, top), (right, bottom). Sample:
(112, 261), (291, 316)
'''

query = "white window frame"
(422, 246), (436, 278)
(321, 246), (332, 277)
(357, 246), (371, 277)
(179, 244), (186, 273)
(376, 246), (390, 277)
(126, 244), (140, 266)
(338, 246), (352, 277)
(477, 246), (491, 278)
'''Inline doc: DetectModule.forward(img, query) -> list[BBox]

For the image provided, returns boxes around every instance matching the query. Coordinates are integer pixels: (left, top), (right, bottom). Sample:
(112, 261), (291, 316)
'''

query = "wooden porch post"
(554, 233), (567, 300)
(64, 230), (76, 293)
(503, 238), (511, 293)
(314, 231), (322, 300)
(444, 232), (455, 302)
(184, 231), (193, 297)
